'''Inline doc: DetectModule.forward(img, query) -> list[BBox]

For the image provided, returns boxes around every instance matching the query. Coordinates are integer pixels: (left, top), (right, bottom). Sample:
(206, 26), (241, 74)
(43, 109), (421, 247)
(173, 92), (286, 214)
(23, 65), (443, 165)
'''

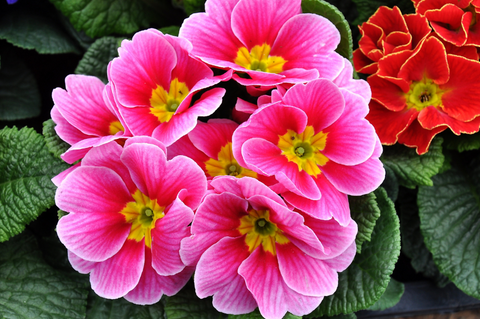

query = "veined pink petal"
(277, 242), (338, 297)
(52, 163), (80, 187)
(151, 197), (194, 276)
(212, 272), (257, 314)
(302, 214), (357, 259)
(322, 153), (385, 196)
(51, 106), (92, 146)
(167, 135), (210, 166)
(231, 0), (301, 48)
(333, 59), (372, 103)
(57, 212), (130, 262)
(103, 82), (132, 136)
(152, 88), (226, 146)
(281, 79), (345, 132)
(124, 136), (167, 154)
(195, 236), (250, 298)
(124, 248), (193, 305)
(242, 138), (321, 200)
(232, 103), (308, 168)
(55, 166), (132, 215)
(117, 103), (160, 136)
(179, 0), (244, 69)
(282, 174), (350, 225)
(159, 155), (207, 209)
(188, 119), (238, 159)
(272, 14), (341, 72)
(53, 75), (116, 137)
(90, 239), (145, 299)
(180, 192), (247, 266)
(110, 30), (176, 108)
(121, 142), (167, 199)
(239, 248), (323, 319)
(61, 134), (126, 164)
(68, 250), (96, 274)
(236, 177), (287, 207)
(323, 241), (357, 272)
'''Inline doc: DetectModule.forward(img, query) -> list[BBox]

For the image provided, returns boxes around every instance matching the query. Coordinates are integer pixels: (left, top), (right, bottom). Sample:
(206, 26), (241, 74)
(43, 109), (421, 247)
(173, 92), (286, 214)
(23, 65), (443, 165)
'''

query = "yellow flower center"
(237, 209), (289, 255)
(234, 43), (286, 74)
(406, 78), (444, 111)
(277, 126), (329, 177)
(150, 78), (189, 123)
(120, 190), (165, 248)
(108, 121), (124, 135)
(205, 142), (258, 178)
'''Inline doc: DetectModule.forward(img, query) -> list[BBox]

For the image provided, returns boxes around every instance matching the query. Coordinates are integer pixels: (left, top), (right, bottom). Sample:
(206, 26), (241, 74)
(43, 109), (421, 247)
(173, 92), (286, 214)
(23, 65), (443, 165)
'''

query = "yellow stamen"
(108, 121), (124, 135)
(150, 78), (189, 123)
(234, 44), (287, 74)
(406, 77), (444, 111)
(205, 142), (257, 178)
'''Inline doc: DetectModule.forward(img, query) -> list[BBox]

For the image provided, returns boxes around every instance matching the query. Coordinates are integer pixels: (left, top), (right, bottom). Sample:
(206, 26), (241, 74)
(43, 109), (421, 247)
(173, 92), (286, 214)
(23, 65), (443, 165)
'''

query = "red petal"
(418, 106), (480, 134)
(377, 50), (412, 92)
(368, 74), (407, 111)
(397, 119), (446, 154)
(425, 5), (469, 46)
(353, 49), (378, 74)
(358, 22), (384, 56)
(384, 32), (411, 54)
(404, 14), (432, 49)
(368, 6), (408, 35)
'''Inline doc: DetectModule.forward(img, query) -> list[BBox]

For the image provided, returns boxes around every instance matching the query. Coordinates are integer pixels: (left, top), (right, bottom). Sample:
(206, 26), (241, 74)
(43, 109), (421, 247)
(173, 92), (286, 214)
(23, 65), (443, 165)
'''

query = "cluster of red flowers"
(353, 2), (480, 154)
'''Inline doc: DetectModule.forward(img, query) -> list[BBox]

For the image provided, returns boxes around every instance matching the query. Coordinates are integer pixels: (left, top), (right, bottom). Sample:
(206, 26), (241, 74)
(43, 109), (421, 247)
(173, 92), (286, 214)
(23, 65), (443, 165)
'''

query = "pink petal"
(68, 250), (96, 274)
(53, 75), (116, 137)
(281, 79), (345, 132)
(322, 155), (385, 196)
(110, 29), (176, 108)
(90, 239), (145, 299)
(232, 103), (307, 168)
(277, 242), (338, 296)
(124, 136), (167, 154)
(242, 138), (321, 200)
(55, 166), (132, 215)
(231, 0), (300, 48)
(124, 247), (193, 305)
(180, 192), (247, 266)
(333, 58), (372, 103)
(61, 134), (125, 164)
(237, 177), (287, 207)
(57, 212), (130, 262)
(188, 119), (238, 159)
(283, 173), (350, 225)
(323, 241), (357, 272)
(51, 106), (92, 146)
(212, 272), (257, 315)
(52, 163), (81, 187)
(117, 104), (160, 136)
(151, 197), (194, 276)
(167, 135), (210, 167)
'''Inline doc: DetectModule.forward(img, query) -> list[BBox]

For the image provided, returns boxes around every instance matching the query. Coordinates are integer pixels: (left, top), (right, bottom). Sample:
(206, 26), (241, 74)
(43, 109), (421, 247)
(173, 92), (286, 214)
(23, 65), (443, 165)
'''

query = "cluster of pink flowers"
(51, 0), (385, 318)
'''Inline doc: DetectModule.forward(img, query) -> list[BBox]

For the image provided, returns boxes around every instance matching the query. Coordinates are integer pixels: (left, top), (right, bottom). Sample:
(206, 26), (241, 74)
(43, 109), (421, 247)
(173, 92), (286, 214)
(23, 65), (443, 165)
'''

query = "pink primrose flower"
(55, 137), (207, 304)
(108, 29), (231, 146)
(179, 0), (344, 87)
(51, 75), (131, 164)
(168, 119), (277, 186)
(232, 79), (385, 225)
(181, 176), (357, 319)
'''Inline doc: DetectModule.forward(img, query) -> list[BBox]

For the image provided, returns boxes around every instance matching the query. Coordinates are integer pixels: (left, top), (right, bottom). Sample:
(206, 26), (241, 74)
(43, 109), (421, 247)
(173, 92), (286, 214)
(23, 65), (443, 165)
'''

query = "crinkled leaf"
(228, 309), (300, 319)
(43, 119), (71, 159)
(75, 36), (122, 83)
(320, 314), (356, 319)
(351, 0), (415, 25)
(302, 0), (353, 61)
(0, 232), (89, 318)
(164, 281), (227, 319)
(0, 51), (40, 121)
(418, 154), (480, 299)
(0, 127), (70, 242)
(306, 188), (401, 317)
(367, 278), (404, 311)
(381, 137), (444, 189)
(349, 192), (381, 253)
(86, 290), (164, 318)
(381, 165), (399, 202)
(159, 25), (180, 36)
(442, 131), (480, 153)
(183, 0), (206, 15)
(398, 188), (449, 287)
(48, 0), (150, 38)
(0, 11), (80, 54)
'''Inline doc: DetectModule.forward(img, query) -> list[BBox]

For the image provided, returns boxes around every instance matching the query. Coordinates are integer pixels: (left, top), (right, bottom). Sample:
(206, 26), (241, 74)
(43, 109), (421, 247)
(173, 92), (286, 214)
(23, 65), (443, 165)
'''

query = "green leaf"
(42, 119), (71, 159)
(0, 11), (80, 54)
(398, 188), (449, 287)
(351, 0), (415, 25)
(164, 281), (227, 319)
(0, 232), (89, 318)
(228, 309), (300, 319)
(381, 165), (399, 202)
(381, 137), (444, 188)
(75, 36), (122, 83)
(349, 192), (381, 253)
(418, 154), (480, 299)
(442, 130), (480, 153)
(183, 0), (206, 15)
(0, 51), (40, 121)
(86, 290), (164, 318)
(49, 0), (150, 38)
(319, 314), (356, 319)
(367, 278), (404, 311)
(306, 188), (400, 317)
(159, 25), (181, 36)
(0, 127), (70, 242)
(302, 0), (353, 61)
